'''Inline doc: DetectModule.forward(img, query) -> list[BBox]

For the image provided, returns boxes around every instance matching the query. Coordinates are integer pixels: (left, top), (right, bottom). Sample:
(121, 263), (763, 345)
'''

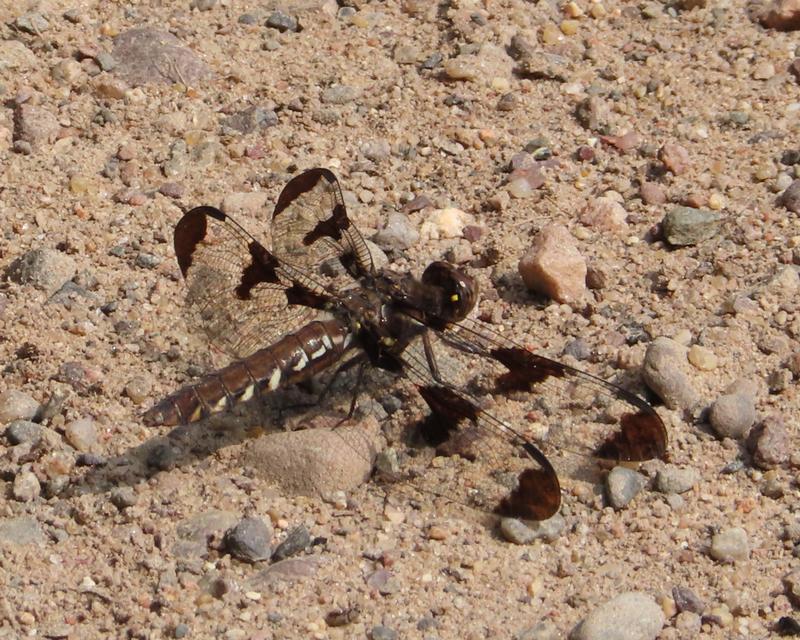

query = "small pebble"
(500, 514), (565, 544)
(266, 10), (299, 32)
(747, 415), (789, 469)
(272, 524), (310, 561)
(64, 418), (98, 452)
(752, 61), (775, 80)
(5, 248), (78, 297)
(125, 377), (152, 404)
(754, 163), (778, 181)
(658, 143), (690, 174)
(579, 196), (628, 232)
(640, 181), (667, 205)
(687, 344), (718, 370)
(606, 467), (647, 509)
(174, 623), (190, 639)
(518, 224), (587, 304)
(5, 420), (42, 445)
(778, 180), (800, 214)
(710, 527), (749, 563)
(708, 393), (756, 439)
(360, 139), (391, 162)
(572, 592), (664, 640)
(135, 253), (160, 269)
(642, 338), (698, 410)
(370, 625), (398, 640)
(419, 208), (474, 240)
(672, 585), (705, 614)
(655, 465), (697, 494)
(662, 206), (722, 246)
(13, 471), (41, 502)
(225, 517), (272, 563)
(158, 182), (185, 199)
(110, 487), (138, 510)
(443, 57), (478, 80)
(320, 84), (360, 105)
(0, 390), (40, 423)
(497, 93), (516, 111)
(95, 52), (116, 71)
(372, 212), (419, 250)
(16, 12), (50, 34)
(564, 338), (591, 361)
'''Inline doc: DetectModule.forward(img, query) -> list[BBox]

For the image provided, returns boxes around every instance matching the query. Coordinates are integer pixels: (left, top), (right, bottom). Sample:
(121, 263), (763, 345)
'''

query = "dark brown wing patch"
(174, 206), (218, 276)
(490, 346), (567, 391)
(496, 450), (561, 522)
(235, 241), (281, 300)
(595, 409), (668, 461)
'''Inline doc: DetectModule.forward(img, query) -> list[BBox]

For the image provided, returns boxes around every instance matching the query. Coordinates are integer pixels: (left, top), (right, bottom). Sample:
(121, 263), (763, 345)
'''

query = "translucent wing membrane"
(433, 317), (666, 460)
(396, 334), (562, 521)
(271, 168), (374, 285)
(174, 206), (325, 359)
(391, 317), (666, 521)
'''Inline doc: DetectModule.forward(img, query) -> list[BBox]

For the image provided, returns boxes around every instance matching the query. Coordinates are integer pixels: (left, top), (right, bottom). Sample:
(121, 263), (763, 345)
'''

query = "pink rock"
(658, 143), (691, 175)
(599, 131), (640, 153)
(641, 181), (667, 205)
(518, 224), (587, 303)
(13, 104), (59, 147)
(580, 196), (628, 232)
(747, 415), (789, 469)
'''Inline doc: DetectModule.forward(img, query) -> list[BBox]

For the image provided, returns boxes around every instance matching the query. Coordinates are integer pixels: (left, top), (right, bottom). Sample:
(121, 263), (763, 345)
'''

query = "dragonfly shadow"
(69, 365), (382, 500)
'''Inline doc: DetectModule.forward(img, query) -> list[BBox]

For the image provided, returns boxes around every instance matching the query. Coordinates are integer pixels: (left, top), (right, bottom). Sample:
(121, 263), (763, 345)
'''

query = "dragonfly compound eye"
(421, 261), (478, 322)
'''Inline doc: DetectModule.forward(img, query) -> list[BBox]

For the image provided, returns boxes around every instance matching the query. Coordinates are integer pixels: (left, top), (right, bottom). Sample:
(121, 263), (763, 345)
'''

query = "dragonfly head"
(421, 261), (478, 323)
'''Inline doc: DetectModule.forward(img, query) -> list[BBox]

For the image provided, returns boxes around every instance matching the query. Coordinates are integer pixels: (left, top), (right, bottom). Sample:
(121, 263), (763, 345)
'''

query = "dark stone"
(271, 524), (311, 561)
(224, 517), (272, 563)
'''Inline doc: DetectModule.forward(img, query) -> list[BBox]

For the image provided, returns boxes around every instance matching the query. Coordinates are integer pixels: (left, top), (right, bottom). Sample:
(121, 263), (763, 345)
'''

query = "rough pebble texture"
(0, 1), (798, 638)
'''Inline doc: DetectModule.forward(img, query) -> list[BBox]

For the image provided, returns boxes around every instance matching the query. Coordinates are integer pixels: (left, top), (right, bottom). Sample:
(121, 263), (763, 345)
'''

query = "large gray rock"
(240, 415), (382, 497)
(112, 27), (212, 86)
(571, 592), (665, 640)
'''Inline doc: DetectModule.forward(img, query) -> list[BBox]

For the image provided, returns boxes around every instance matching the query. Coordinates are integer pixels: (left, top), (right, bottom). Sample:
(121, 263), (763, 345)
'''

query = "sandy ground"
(0, 0), (799, 639)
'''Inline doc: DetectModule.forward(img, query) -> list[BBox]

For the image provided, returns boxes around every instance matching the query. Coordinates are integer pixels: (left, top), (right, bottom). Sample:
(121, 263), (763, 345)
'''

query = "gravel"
(708, 393), (756, 439)
(0, 1), (796, 637)
(661, 206), (723, 246)
(570, 591), (665, 640)
(641, 337), (698, 410)
(710, 527), (750, 563)
(224, 517), (273, 563)
(606, 467), (647, 509)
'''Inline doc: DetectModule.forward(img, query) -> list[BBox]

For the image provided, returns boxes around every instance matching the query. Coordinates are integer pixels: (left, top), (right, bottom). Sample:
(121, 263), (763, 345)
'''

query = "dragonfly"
(144, 168), (667, 521)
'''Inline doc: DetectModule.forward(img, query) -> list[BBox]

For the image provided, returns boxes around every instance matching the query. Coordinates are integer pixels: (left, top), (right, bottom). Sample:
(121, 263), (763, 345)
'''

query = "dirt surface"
(1, 1), (799, 639)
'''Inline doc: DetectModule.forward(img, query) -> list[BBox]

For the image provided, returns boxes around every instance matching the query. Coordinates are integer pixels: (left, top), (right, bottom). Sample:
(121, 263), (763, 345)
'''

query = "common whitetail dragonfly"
(144, 168), (667, 521)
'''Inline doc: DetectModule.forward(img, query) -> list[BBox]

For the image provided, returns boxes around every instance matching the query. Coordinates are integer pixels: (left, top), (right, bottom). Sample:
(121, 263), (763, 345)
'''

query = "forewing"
(173, 206), (329, 359)
(396, 335), (562, 522)
(271, 168), (374, 286)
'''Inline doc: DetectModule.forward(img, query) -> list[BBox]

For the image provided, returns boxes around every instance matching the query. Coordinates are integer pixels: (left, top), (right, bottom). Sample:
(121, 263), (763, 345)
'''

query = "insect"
(144, 168), (667, 521)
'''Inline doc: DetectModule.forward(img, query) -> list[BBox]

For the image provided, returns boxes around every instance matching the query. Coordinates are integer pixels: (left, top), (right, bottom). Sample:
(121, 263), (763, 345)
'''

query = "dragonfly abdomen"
(143, 319), (354, 426)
